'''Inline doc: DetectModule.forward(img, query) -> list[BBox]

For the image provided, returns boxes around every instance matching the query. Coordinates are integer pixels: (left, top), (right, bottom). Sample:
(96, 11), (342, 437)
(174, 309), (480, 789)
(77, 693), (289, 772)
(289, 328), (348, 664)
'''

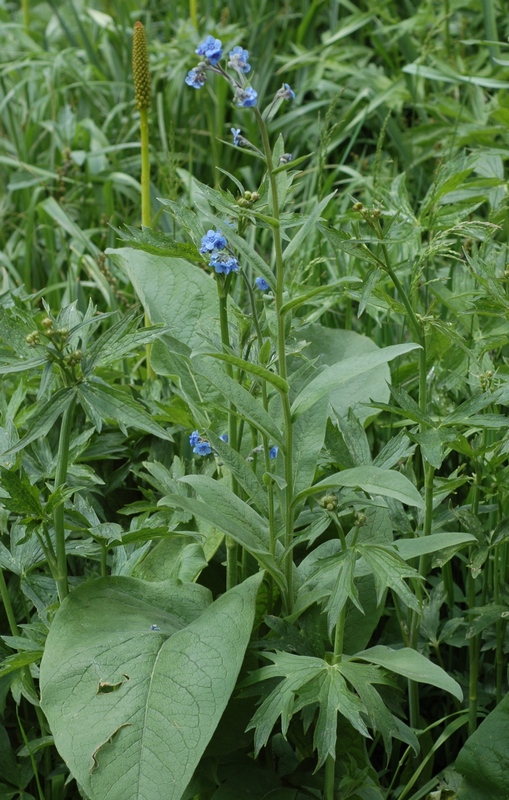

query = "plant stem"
(217, 278), (239, 589)
(0, 569), (19, 637)
(254, 106), (295, 612)
(54, 394), (76, 602)
(139, 105), (154, 375)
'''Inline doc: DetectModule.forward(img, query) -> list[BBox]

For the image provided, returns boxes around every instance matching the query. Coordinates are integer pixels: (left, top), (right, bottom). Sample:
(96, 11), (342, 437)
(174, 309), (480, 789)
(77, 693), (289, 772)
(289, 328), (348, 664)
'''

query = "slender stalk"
(140, 107), (151, 229)
(217, 278), (239, 589)
(0, 569), (19, 637)
(253, 106), (295, 612)
(189, 0), (197, 28)
(54, 395), (76, 602)
(22, 0), (29, 33)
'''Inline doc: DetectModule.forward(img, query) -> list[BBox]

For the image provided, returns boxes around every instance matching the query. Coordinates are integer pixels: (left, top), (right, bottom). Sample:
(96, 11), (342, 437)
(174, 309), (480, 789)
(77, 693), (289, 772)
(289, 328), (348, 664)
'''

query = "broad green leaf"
(162, 476), (285, 588)
(106, 248), (221, 351)
(40, 574), (262, 800)
(295, 466), (424, 509)
(78, 382), (172, 440)
(456, 692), (509, 799)
(292, 397), (329, 496)
(291, 342), (421, 419)
(354, 646), (463, 701)
(296, 324), (395, 425)
(394, 532), (476, 561)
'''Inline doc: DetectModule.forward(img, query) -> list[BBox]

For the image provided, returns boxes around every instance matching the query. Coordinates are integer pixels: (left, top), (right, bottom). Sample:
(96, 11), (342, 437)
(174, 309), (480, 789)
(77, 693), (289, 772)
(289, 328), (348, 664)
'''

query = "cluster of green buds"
(237, 190), (260, 208)
(320, 494), (338, 512)
(132, 21), (151, 111)
(353, 201), (381, 220)
(479, 369), (494, 392)
(26, 316), (68, 346)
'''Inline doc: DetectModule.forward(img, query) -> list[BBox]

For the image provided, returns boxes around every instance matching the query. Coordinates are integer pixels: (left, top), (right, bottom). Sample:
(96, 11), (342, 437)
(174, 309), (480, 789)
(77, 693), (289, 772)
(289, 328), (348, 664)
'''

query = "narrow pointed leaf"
(354, 646), (463, 700)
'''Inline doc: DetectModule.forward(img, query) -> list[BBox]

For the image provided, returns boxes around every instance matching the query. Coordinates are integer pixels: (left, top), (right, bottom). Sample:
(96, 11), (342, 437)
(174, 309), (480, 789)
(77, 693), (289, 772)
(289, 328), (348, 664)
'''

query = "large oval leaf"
(40, 574), (262, 800)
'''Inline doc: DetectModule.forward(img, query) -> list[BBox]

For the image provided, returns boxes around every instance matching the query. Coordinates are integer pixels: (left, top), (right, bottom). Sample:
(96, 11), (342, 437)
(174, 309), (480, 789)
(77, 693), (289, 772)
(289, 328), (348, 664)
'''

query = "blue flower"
(193, 440), (213, 456)
(235, 87), (257, 108)
(195, 35), (223, 65)
(210, 253), (239, 275)
(231, 127), (242, 146)
(276, 83), (295, 100)
(200, 229), (227, 253)
(189, 430), (201, 446)
(219, 434), (229, 443)
(269, 446), (278, 459)
(185, 68), (206, 89)
(228, 46), (251, 74)
(255, 277), (270, 291)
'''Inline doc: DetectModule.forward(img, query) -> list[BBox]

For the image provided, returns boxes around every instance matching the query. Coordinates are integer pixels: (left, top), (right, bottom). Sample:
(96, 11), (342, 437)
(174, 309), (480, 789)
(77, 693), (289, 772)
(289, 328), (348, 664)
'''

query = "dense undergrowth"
(1, 1), (509, 799)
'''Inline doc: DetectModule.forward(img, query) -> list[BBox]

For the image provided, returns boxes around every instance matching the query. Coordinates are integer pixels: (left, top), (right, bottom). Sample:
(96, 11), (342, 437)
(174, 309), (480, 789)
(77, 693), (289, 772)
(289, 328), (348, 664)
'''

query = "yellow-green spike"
(132, 21), (151, 111)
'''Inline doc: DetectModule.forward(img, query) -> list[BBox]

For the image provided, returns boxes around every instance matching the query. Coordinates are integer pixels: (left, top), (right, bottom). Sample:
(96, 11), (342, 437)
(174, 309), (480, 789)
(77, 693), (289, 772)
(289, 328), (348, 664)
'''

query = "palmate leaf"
(0, 466), (44, 518)
(357, 544), (421, 612)
(78, 381), (172, 440)
(244, 652), (415, 768)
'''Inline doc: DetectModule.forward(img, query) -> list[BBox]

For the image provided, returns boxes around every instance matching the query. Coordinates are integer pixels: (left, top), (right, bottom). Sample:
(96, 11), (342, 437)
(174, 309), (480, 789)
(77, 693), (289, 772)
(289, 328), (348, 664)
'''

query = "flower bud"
(320, 494), (337, 511)
(132, 22), (151, 111)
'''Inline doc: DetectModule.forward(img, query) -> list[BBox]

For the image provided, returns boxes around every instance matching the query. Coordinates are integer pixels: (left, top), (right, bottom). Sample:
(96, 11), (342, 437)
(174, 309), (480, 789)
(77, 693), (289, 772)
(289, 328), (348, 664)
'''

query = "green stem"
(189, 0), (197, 28)
(253, 106), (295, 612)
(0, 569), (19, 637)
(54, 394), (76, 602)
(324, 755), (336, 800)
(217, 278), (239, 589)
(139, 105), (154, 375)
(22, 0), (29, 33)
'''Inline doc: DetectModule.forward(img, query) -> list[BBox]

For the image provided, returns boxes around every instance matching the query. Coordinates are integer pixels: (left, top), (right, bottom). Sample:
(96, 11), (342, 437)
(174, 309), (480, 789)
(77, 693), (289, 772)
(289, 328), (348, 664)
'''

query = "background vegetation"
(1, 0), (509, 798)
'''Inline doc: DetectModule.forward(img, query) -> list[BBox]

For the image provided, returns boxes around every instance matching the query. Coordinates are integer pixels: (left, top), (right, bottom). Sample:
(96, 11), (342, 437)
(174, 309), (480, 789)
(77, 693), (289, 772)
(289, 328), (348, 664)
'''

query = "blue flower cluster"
(189, 430), (213, 456)
(200, 229), (239, 275)
(190, 430), (277, 460)
(184, 35), (261, 108)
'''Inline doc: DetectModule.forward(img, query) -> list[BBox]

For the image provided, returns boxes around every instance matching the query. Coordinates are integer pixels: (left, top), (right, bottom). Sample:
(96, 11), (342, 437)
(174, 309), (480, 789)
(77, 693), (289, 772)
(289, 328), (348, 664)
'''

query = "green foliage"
(1, 1), (509, 798)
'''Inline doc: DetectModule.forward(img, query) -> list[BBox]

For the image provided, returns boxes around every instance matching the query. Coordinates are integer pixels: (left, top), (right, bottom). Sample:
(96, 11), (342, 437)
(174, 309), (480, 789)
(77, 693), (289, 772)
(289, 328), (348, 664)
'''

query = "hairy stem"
(54, 394), (76, 602)
(254, 107), (295, 612)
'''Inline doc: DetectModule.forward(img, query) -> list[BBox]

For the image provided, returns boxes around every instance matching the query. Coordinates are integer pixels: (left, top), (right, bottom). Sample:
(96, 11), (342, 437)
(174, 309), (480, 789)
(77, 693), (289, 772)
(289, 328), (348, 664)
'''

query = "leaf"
(456, 692), (509, 799)
(106, 248), (221, 351)
(40, 574), (262, 800)
(291, 343), (421, 419)
(162, 476), (285, 589)
(394, 532), (476, 561)
(78, 381), (172, 440)
(296, 324), (395, 425)
(295, 466), (424, 509)
(194, 358), (284, 446)
(282, 192), (335, 266)
(279, 278), (361, 315)
(207, 431), (268, 516)
(292, 396), (329, 496)
(354, 646), (463, 701)
(113, 226), (201, 260)
(204, 352), (289, 394)
(357, 545), (421, 612)
(4, 388), (77, 456)
(0, 467), (43, 518)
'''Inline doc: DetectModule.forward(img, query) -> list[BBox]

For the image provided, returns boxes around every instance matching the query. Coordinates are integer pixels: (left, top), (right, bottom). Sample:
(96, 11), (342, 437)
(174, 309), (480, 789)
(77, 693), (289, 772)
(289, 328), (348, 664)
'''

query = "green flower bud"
(132, 21), (151, 111)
